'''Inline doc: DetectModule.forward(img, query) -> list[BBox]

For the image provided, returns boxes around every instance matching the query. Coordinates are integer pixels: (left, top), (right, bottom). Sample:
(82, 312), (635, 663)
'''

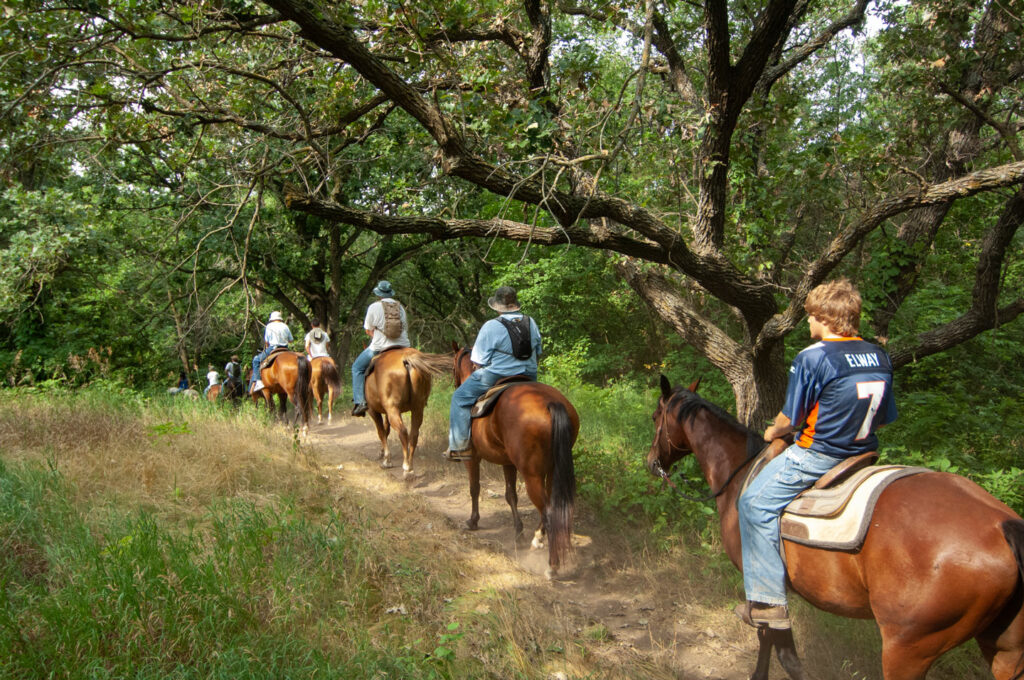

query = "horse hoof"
(544, 567), (554, 580)
(464, 521), (479, 531)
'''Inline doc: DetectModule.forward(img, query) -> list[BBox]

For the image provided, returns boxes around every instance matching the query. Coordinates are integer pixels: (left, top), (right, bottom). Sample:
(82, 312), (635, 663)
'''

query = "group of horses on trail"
(234, 346), (1024, 679)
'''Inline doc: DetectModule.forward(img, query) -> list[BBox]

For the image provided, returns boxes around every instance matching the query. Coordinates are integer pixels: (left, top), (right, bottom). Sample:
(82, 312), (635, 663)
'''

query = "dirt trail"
(306, 414), (768, 680)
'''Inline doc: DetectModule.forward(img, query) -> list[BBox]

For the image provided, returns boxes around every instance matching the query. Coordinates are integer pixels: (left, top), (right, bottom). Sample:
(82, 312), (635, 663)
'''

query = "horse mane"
(669, 388), (764, 460)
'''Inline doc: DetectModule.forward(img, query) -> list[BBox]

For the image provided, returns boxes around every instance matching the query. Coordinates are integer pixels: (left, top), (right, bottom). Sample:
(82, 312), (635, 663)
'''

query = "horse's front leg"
(503, 464), (524, 538)
(749, 627), (774, 680)
(465, 457), (481, 531)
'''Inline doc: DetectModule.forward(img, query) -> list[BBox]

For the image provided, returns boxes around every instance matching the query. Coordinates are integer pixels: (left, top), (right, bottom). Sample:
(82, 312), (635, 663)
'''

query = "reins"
(651, 394), (766, 503)
(652, 451), (761, 503)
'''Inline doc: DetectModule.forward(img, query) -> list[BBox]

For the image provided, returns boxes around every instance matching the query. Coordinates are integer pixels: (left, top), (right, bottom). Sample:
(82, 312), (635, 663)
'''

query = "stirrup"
(733, 602), (791, 630)
(442, 449), (472, 462)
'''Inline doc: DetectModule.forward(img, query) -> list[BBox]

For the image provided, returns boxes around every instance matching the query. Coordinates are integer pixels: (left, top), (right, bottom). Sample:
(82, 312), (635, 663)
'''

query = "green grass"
(0, 459), (465, 679)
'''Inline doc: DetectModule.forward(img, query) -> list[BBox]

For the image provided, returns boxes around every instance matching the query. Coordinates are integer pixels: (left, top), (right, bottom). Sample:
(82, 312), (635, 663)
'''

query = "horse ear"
(451, 340), (460, 352)
(687, 377), (701, 394)
(659, 374), (673, 398)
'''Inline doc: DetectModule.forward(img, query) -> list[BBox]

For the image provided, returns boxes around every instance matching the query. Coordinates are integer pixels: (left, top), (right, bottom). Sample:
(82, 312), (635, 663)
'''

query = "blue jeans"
(447, 369), (537, 451)
(737, 444), (840, 605)
(351, 347), (377, 405)
(252, 345), (285, 384)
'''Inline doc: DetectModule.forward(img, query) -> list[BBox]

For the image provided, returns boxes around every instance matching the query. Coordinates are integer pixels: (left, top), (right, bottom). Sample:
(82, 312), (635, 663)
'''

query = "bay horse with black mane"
(647, 375), (1024, 680)
(453, 345), (579, 578)
(364, 347), (452, 477)
(252, 351), (313, 436)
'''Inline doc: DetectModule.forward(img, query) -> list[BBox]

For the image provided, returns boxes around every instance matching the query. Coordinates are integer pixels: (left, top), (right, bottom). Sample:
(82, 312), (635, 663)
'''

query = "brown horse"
(310, 356), (341, 425)
(253, 351), (313, 436)
(364, 347), (452, 477)
(646, 375), (1024, 680)
(453, 346), (580, 578)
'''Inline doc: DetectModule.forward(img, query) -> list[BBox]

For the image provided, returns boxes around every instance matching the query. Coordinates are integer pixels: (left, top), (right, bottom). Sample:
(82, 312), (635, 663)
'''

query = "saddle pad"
(781, 466), (930, 550)
(365, 346), (406, 378)
(470, 378), (534, 419)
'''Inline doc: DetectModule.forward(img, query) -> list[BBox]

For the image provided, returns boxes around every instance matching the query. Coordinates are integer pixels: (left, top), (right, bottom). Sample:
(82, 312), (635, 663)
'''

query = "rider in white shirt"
(251, 311), (293, 391)
(203, 364), (220, 397)
(351, 281), (410, 416)
(304, 317), (331, 359)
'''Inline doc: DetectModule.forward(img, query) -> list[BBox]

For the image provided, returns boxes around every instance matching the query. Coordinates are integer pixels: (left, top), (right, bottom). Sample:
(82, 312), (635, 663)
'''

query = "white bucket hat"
(268, 311), (283, 322)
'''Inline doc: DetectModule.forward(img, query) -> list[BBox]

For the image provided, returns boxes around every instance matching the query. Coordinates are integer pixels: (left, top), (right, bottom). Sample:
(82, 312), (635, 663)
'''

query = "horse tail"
(403, 350), (455, 380)
(547, 401), (576, 570)
(320, 358), (342, 393)
(295, 354), (313, 425)
(1002, 519), (1024, 680)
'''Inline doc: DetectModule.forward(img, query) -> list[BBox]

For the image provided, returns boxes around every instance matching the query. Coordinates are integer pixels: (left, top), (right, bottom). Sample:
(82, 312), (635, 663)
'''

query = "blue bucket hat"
(373, 280), (395, 297)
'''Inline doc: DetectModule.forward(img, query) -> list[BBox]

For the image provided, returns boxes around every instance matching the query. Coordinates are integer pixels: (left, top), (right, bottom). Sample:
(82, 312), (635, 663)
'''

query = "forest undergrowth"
(0, 381), (1015, 679)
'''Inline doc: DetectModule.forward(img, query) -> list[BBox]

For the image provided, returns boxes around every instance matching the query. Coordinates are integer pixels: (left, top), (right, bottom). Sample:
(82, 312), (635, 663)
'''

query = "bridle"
(650, 395), (762, 504)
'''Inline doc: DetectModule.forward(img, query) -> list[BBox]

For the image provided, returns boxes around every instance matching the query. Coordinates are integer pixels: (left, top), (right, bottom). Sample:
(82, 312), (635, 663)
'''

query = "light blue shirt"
(264, 320), (293, 347)
(470, 312), (542, 377)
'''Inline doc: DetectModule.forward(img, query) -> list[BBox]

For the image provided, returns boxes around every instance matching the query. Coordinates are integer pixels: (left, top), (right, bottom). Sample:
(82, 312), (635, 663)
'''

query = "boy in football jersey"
(735, 278), (897, 630)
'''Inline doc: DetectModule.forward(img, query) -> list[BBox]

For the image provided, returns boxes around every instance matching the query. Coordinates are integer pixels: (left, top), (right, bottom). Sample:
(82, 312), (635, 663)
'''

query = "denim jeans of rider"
(737, 443), (840, 605)
(447, 369), (501, 452)
(251, 345), (283, 383)
(350, 346), (377, 406)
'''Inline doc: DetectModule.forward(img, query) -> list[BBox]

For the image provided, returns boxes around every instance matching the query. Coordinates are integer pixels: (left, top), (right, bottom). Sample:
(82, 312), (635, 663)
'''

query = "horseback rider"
(203, 364), (220, 398)
(224, 354), (241, 383)
(250, 311), (294, 392)
(305, 317), (331, 360)
(735, 278), (897, 630)
(351, 281), (409, 417)
(443, 286), (542, 462)
(223, 354), (242, 395)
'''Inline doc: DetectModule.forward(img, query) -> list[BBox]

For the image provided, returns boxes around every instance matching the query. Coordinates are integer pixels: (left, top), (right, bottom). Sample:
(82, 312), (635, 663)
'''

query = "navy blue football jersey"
(782, 338), (897, 457)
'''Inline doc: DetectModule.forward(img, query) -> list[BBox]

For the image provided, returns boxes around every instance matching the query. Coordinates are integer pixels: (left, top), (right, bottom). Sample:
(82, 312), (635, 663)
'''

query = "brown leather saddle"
(259, 347), (291, 371)
(470, 375), (535, 418)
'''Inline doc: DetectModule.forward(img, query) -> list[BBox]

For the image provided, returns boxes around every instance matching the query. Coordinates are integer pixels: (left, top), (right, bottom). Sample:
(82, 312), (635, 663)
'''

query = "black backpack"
(497, 316), (533, 360)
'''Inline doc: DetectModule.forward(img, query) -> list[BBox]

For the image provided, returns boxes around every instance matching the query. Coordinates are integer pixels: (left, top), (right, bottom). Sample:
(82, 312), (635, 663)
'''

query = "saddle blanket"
(780, 465), (930, 550)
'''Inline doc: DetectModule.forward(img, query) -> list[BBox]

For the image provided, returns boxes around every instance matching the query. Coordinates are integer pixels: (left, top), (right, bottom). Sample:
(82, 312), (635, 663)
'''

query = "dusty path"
(305, 414), (770, 680)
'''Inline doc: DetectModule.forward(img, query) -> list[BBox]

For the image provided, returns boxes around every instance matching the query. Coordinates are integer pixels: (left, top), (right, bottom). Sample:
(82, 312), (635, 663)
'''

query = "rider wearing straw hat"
(443, 286), (542, 462)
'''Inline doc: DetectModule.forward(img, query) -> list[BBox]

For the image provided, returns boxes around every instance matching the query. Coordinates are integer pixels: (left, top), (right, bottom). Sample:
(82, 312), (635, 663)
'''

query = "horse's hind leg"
(369, 410), (391, 468)
(521, 473), (549, 550)
(503, 465), (524, 538)
(385, 408), (411, 476)
(401, 408), (423, 478)
(326, 385), (335, 425)
(312, 381), (324, 424)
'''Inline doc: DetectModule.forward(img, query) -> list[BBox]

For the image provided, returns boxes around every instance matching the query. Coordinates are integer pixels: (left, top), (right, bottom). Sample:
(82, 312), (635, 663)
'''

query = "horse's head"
(452, 343), (474, 387)
(646, 374), (701, 479)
